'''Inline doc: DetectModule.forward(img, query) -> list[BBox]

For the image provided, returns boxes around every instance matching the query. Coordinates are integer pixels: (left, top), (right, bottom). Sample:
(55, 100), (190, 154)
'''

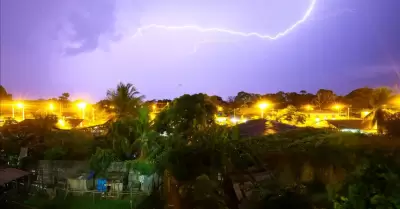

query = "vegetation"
(106, 82), (145, 118)
(223, 87), (397, 110)
(2, 83), (400, 209)
(332, 159), (400, 209)
(0, 85), (13, 100)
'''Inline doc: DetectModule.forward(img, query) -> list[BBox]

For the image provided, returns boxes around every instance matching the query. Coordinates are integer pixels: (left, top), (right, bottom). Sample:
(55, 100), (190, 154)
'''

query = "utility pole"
(0, 96), (2, 118)
(347, 106), (351, 119)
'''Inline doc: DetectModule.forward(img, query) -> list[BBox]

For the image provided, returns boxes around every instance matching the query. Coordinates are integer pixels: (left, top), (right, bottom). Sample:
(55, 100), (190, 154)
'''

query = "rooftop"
(0, 168), (30, 185)
(326, 119), (372, 130)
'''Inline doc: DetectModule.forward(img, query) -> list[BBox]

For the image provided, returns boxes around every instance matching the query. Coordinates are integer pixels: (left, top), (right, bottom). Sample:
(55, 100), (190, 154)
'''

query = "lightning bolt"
(132, 0), (317, 41)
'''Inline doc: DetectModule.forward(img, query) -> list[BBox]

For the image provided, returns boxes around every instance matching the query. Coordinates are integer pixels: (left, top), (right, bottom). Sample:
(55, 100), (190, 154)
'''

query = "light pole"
(12, 104), (15, 118)
(347, 106), (351, 119)
(59, 102), (62, 116)
(258, 102), (269, 119)
(92, 108), (95, 122)
(16, 103), (24, 120)
(49, 103), (54, 115)
(305, 105), (314, 111)
(152, 104), (157, 112)
(333, 104), (342, 114)
(77, 102), (87, 119)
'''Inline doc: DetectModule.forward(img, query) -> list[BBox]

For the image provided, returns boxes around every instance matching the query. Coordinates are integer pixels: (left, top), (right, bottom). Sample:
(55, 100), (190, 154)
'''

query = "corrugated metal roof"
(236, 119), (267, 137)
(66, 119), (84, 128)
(0, 168), (30, 185)
(326, 119), (372, 130)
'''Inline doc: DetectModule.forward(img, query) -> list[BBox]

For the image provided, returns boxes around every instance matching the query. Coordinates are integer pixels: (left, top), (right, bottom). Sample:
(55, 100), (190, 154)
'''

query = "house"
(326, 119), (376, 133)
(65, 118), (84, 128)
(0, 167), (32, 204)
(236, 119), (299, 136)
(303, 110), (347, 122)
(236, 119), (267, 137)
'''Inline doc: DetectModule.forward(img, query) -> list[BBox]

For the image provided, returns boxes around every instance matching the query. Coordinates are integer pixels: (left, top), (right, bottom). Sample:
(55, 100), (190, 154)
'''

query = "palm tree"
(133, 107), (159, 159)
(364, 108), (391, 134)
(107, 115), (138, 159)
(106, 82), (144, 118)
(107, 107), (158, 160)
(364, 87), (394, 134)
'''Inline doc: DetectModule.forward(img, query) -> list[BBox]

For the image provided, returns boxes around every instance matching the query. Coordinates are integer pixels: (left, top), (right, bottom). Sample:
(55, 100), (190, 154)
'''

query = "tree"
(107, 117), (137, 159)
(89, 148), (117, 178)
(384, 113), (400, 137)
(0, 85), (12, 100)
(285, 92), (315, 108)
(96, 99), (114, 113)
(59, 92), (70, 101)
(180, 174), (227, 209)
(264, 92), (287, 109)
(313, 89), (336, 109)
(285, 92), (301, 107)
(344, 87), (374, 109)
(249, 184), (314, 209)
(275, 106), (307, 126)
(209, 95), (227, 109)
(30, 113), (58, 137)
(153, 94), (217, 136)
(106, 106), (159, 161)
(156, 124), (268, 209)
(58, 92), (70, 109)
(234, 91), (258, 108)
(333, 159), (400, 208)
(106, 82), (144, 118)
(45, 130), (94, 160)
(364, 87), (394, 134)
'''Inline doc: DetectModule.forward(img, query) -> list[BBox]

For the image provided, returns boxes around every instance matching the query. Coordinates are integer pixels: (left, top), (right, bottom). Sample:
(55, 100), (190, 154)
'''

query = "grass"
(25, 191), (146, 209)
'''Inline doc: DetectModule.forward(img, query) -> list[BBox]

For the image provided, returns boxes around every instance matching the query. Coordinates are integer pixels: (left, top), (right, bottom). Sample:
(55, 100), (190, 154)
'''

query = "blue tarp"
(96, 179), (107, 192)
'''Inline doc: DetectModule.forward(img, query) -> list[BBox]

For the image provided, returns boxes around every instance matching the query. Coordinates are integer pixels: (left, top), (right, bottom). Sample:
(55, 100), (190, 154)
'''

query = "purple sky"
(1, 0), (400, 102)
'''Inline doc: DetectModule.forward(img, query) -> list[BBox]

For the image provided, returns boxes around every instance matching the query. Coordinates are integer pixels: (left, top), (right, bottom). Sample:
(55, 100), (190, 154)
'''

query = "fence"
(25, 187), (150, 209)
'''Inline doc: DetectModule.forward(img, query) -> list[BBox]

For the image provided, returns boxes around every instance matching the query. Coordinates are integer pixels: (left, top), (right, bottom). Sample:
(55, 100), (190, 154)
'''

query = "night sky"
(1, 0), (400, 101)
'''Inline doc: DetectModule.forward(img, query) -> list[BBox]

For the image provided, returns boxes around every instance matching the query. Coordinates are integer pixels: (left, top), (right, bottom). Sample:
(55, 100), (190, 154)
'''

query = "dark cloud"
(64, 0), (117, 56)
(350, 70), (399, 89)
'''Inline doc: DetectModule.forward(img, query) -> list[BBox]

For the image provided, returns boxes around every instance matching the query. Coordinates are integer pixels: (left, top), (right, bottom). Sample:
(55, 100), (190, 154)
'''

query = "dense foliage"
(333, 159), (400, 209)
(154, 93), (217, 136)
(2, 83), (400, 209)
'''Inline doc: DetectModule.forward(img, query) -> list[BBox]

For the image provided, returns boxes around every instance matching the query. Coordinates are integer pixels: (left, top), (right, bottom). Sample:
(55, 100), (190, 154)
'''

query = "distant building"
(303, 110), (347, 122)
(326, 119), (376, 133)
(0, 167), (32, 204)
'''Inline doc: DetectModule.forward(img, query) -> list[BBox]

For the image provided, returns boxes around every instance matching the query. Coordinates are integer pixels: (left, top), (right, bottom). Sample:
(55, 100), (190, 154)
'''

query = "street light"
(332, 104), (342, 114)
(12, 104), (15, 118)
(92, 107), (95, 122)
(77, 102), (87, 119)
(58, 119), (65, 127)
(305, 105), (314, 111)
(49, 103), (54, 114)
(16, 102), (24, 120)
(258, 102), (270, 118)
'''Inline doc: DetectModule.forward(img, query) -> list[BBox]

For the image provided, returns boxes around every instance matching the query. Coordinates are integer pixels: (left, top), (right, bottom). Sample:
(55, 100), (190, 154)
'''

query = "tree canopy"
(0, 85), (12, 100)
(106, 82), (145, 118)
(154, 94), (217, 136)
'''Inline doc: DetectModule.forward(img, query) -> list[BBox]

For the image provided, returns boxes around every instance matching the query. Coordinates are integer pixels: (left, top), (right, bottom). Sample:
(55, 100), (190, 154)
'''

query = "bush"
(332, 158), (400, 209)
(44, 146), (67, 160)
